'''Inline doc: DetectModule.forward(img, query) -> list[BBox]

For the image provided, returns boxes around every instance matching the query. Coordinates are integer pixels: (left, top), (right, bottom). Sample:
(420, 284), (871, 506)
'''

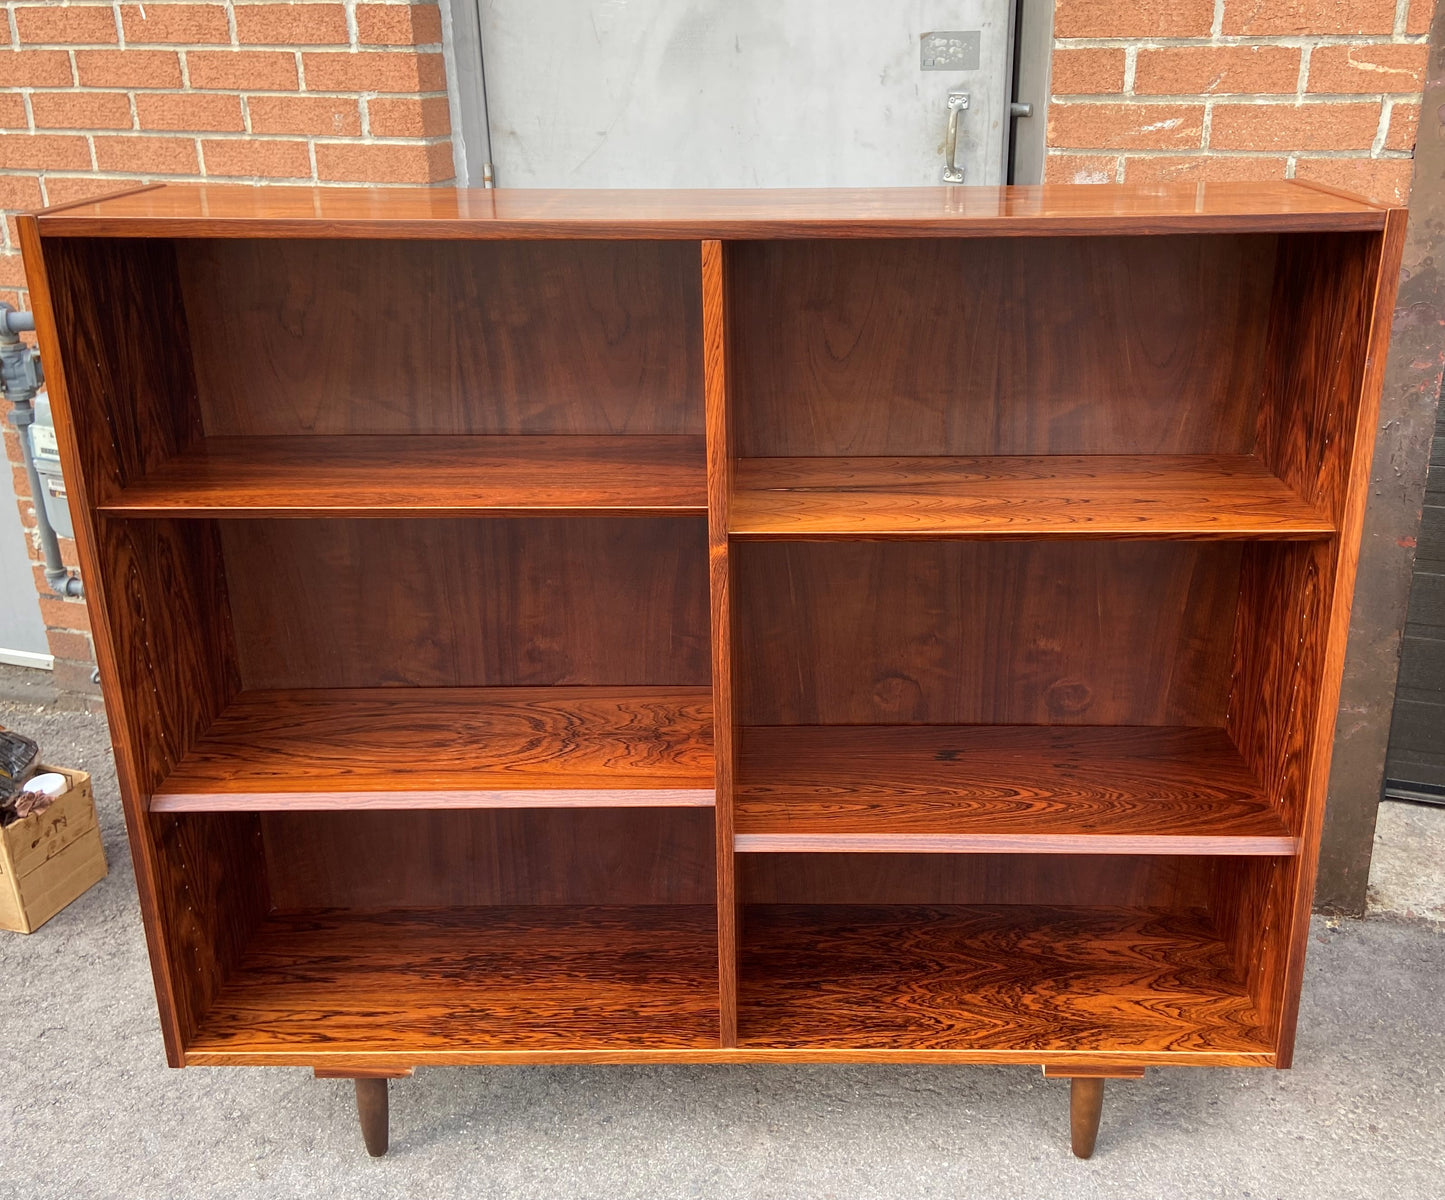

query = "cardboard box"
(0, 766), (107, 933)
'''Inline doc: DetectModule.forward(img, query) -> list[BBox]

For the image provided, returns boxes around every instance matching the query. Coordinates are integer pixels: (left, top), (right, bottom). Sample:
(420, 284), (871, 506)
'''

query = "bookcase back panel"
(740, 852), (1216, 908)
(735, 540), (1241, 726)
(221, 517), (710, 688)
(176, 239), (704, 436)
(260, 809), (716, 908)
(729, 235), (1276, 457)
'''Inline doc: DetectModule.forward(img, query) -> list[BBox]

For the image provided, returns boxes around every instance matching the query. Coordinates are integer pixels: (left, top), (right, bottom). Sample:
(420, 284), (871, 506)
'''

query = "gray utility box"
(29, 393), (72, 540)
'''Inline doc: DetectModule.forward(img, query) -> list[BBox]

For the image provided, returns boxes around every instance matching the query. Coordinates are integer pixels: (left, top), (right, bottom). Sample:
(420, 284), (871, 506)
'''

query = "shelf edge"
(734, 832), (1299, 855)
(183, 1045), (1278, 1068)
(151, 788), (717, 812)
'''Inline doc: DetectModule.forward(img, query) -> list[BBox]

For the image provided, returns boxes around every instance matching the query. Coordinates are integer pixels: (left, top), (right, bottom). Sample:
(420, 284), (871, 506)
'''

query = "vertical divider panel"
(702, 239), (738, 1046)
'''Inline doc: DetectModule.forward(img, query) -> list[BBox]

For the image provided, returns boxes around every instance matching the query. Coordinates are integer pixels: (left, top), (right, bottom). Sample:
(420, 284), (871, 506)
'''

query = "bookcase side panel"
(1227, 216), (1408, 1064)
(24, 231), (263, 1057)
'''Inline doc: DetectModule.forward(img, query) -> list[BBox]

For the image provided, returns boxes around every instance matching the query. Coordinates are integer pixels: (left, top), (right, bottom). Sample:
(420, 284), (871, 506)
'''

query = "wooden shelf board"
(730, 455), (1334, 540)
(39, 180), (1386, 239)
(186, 906), (721, 1054)
(151, 687), (715, 811)
(735, 726), (1296, 855)
(739, 904), (1273, 1054)
(98, 434), (707, 518)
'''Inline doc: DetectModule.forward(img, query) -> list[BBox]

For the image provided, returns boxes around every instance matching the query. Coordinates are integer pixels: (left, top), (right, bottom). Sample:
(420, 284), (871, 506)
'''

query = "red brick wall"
(0, 1), (452, 701)
(1046, 0), (1434, 204)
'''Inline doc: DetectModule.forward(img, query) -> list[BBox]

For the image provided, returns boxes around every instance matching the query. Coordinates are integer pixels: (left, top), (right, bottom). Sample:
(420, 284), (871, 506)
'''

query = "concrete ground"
(1, 663), (1442, 1200)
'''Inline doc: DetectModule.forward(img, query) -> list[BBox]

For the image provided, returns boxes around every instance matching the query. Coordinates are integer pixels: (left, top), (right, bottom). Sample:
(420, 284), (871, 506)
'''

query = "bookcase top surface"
(33, 180), (1388, 239)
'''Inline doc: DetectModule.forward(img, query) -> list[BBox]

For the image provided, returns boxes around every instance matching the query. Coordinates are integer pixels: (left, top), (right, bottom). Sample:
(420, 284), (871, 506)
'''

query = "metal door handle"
(943, 91), (969, 183)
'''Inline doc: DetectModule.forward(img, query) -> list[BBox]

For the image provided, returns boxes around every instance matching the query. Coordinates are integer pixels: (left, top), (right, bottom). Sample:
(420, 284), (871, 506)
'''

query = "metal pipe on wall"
(0, 304), (83, 599)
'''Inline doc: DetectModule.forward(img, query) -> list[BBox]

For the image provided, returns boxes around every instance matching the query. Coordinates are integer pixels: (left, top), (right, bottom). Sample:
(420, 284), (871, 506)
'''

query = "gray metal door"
(461, 1), (1020, 188)
(0, 441), (50, 669)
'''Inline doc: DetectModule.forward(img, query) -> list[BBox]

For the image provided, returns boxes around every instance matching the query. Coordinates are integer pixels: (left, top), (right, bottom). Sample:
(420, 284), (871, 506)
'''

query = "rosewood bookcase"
(20, 181), (1404, 1159)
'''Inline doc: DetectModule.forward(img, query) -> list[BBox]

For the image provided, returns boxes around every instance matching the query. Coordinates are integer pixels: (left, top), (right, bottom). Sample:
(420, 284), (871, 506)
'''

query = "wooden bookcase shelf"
(150, 687), (715, 812)
(21, 181), (1404, 1155)
(734, 725), (1294, 855)
(730, 454), (1333, 540)
(187, 906), (722, 1059)
(97, 433), (707, 519)
(737, 904), (1273, 1059)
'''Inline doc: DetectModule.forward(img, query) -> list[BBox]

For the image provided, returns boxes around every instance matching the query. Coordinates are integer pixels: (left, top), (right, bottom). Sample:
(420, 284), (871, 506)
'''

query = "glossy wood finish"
(99, 435), (706, 518)
(260, 809), (715, 909)
(354, 1078), (389, 1157)
(737, 905), (1272, 1055)
(18, 186), (1405, 1098)
(177, 238), (702, 439)
(730, 455), (1332, 540)
(220, 518), (708, 689)
(1273, 210), (1411, 1064)
(729, 236), (1274, 459)
(151, 687), (714, 810)
(1069, 1077), (1106, 1159)
(740, 853), (1220, 908)
(37, 181), (1383, 240)
(735, 541), (1241, 726)
(702, 240), (740, 1046)
(18, 224), (263, 1066)
(734, 726), (1295, 854)
(187, 907), (721, 1055)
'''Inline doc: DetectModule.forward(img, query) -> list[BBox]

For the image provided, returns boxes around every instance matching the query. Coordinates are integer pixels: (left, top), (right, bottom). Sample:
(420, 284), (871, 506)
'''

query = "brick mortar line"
(1, 133), (450, 144)
(6, 87), (450, 97)
(1054, 35), (1430, 49)
(1045, 147), (1415, 158)
(1050, 94), (1423, 103)
(6, 42), (443, 50)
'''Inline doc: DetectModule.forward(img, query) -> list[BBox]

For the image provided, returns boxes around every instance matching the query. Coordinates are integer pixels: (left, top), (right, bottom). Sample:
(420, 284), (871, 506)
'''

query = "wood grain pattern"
(1257, 233), (1377, 523)
(100, 435), (706, 518)
(729, 236), (1275, 458)
(151, 687), (713, 810)
(730, 455), (1332, 539)
(1273, 211), (1410, 1065)
(147, 812), (270, 1044)
(734, 726), (1294, 854)
(29, 236), (203, 498)
(23, 187), (1405, 1080)
(177, 238), (703, 438)
(18, 219), (196, 1065)
(702, 240), (739, 1046)
(737, 905), (1272, 1054)
(261, 809), (715, 908)
(39, 181), (1385, 240)
(187, 907), (721, 1054)
(220, 517), (709, 689)
(740, 853), (1218, 908)
(735, 540), (1241, 726)
(1227, 542), (1332, 838)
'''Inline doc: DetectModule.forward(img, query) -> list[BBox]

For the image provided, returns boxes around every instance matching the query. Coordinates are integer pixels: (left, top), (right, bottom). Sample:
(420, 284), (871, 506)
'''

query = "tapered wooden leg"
(315, 1068), (411, 1156)
(355, 1077), (389, 1157)
(1043, 1064), (1142, 1159)
(1069, 1077), (1106, 1159)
